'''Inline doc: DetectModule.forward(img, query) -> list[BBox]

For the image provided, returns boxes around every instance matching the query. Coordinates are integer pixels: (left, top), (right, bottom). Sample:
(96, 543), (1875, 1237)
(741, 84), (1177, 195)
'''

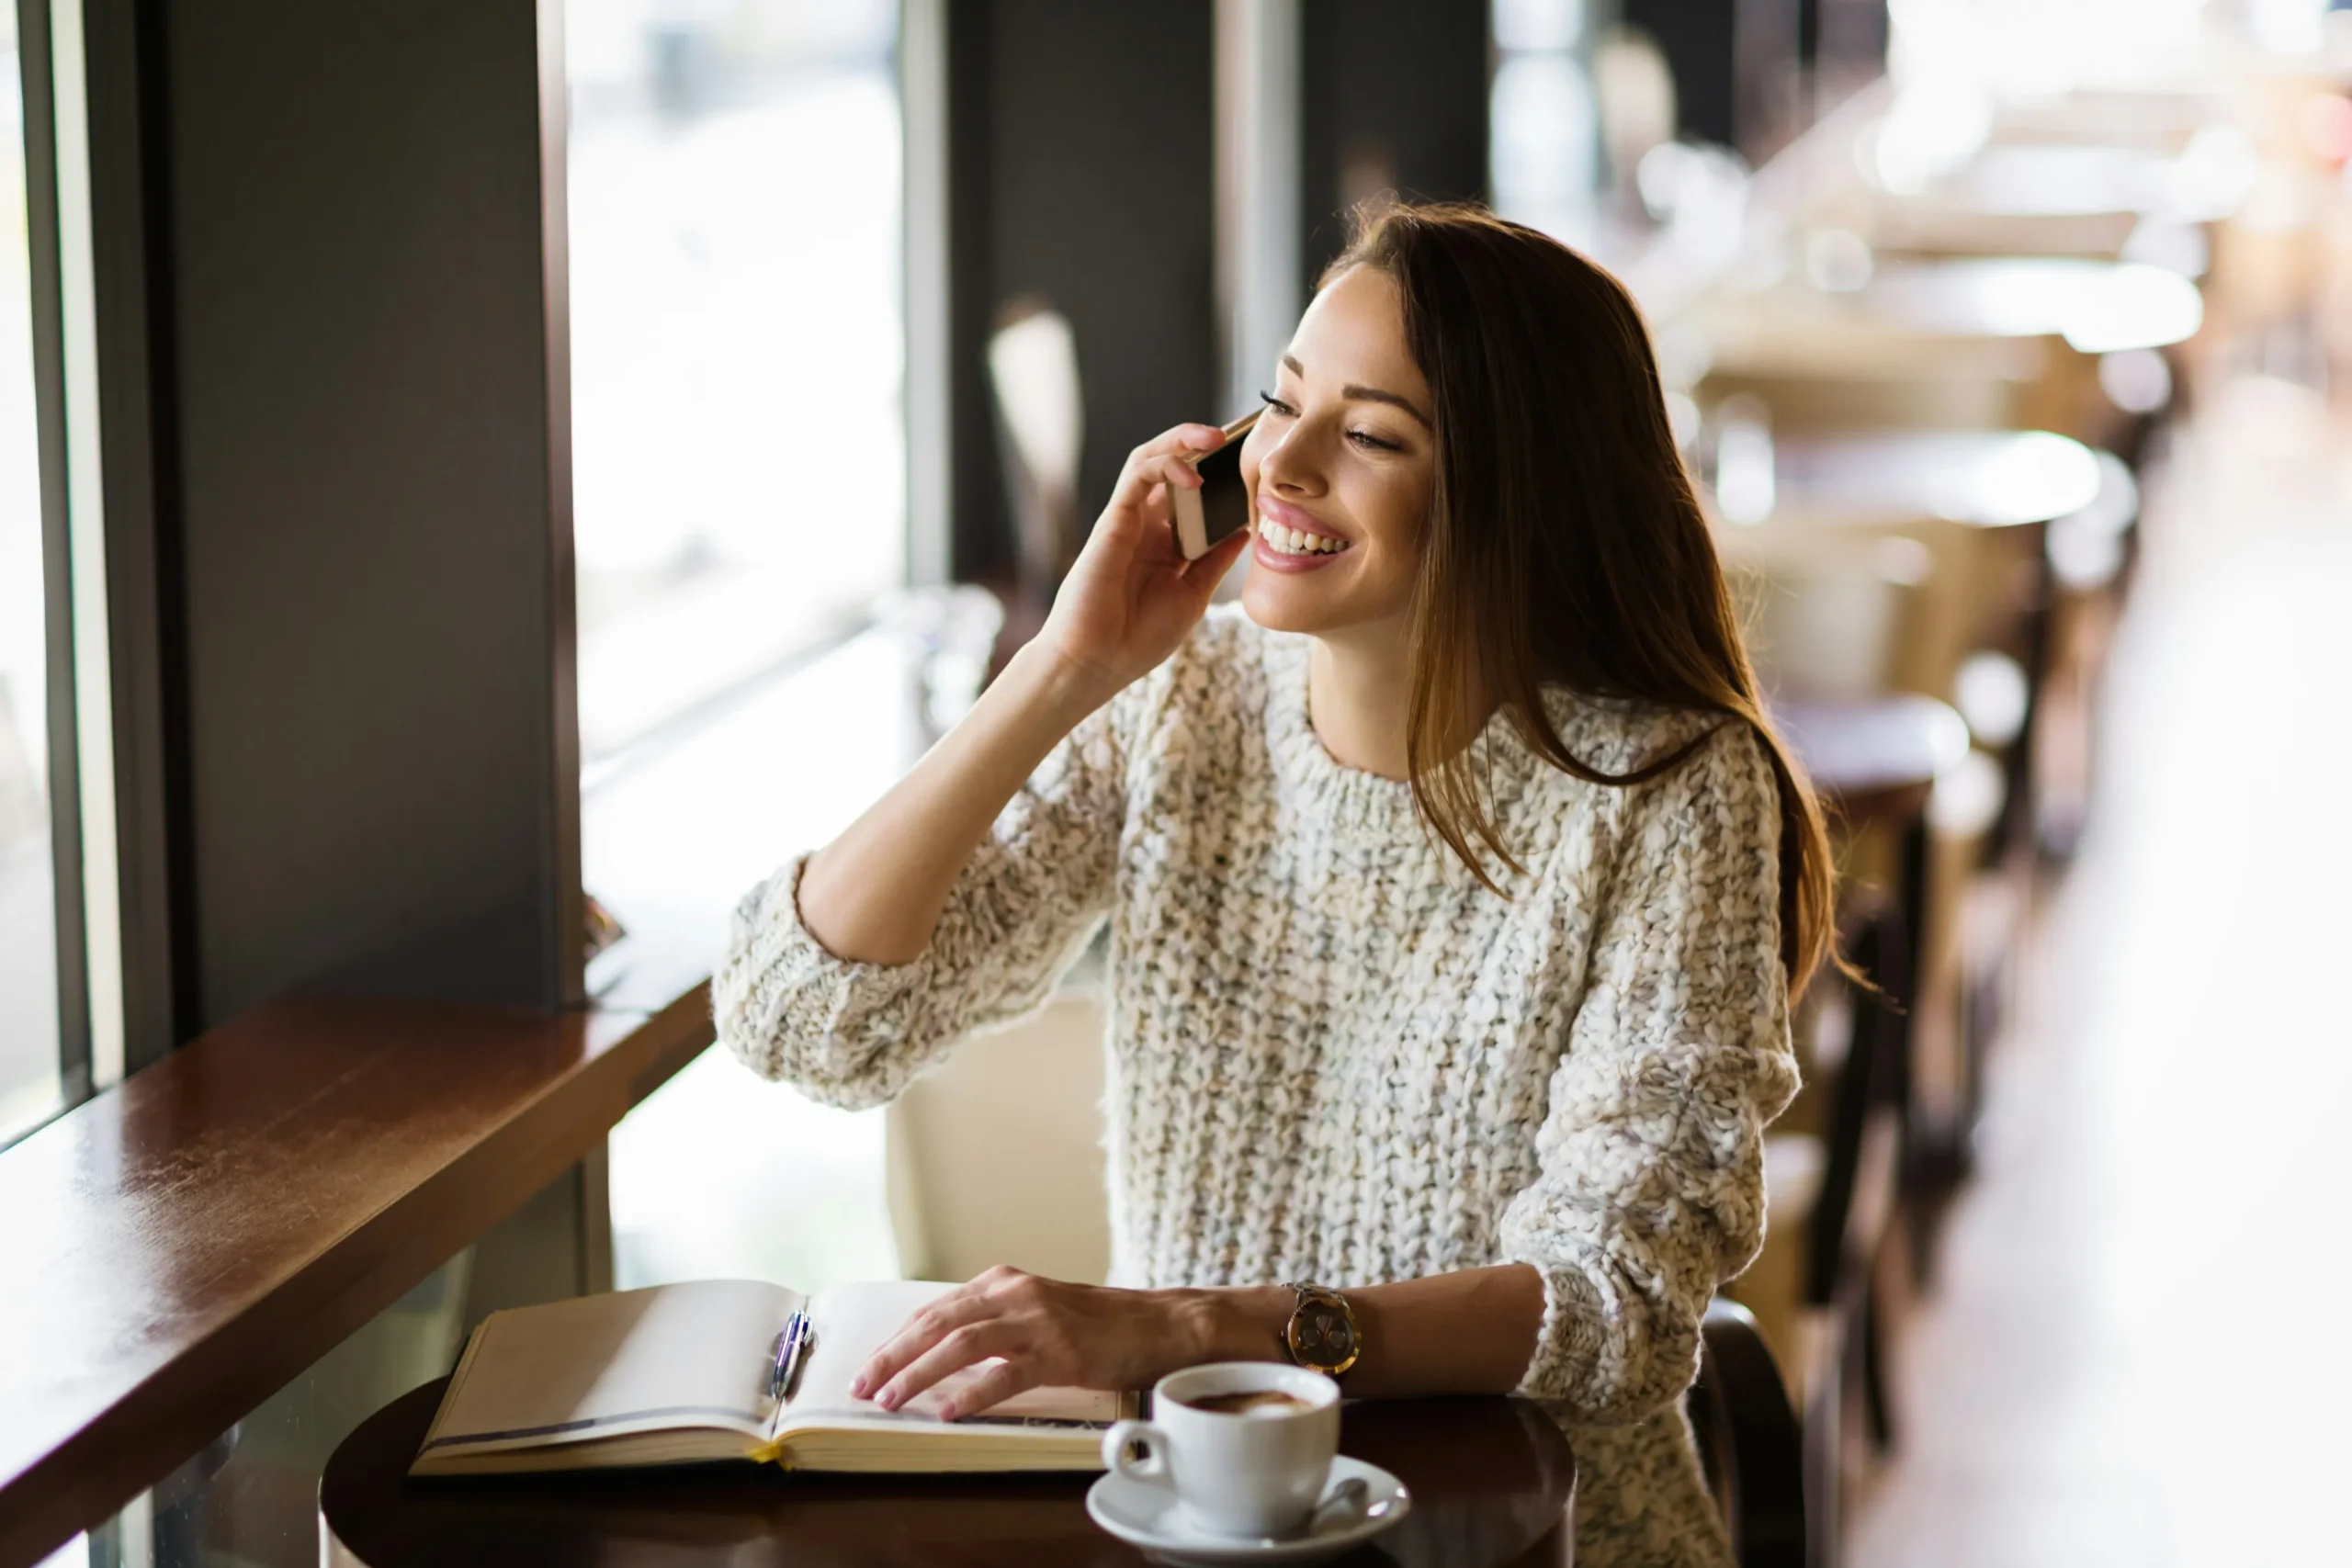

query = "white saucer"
(1084, 1454), (1411, 1566)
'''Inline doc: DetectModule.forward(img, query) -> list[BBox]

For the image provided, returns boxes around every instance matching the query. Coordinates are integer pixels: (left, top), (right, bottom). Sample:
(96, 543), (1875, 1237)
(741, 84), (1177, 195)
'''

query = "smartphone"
(1169, 409), (1262, 561)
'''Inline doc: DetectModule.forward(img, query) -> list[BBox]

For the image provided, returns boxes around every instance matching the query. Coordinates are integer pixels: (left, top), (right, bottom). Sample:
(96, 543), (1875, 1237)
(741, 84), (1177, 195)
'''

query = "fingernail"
(876, 1388), (899, 1410)
(850, 1377), (867, 1398)
(937, 1404), (957, 1422)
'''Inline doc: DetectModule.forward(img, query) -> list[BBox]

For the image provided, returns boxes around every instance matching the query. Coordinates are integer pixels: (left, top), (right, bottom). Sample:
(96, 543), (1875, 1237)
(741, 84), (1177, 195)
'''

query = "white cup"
(1102, 1362), (1341, 1538)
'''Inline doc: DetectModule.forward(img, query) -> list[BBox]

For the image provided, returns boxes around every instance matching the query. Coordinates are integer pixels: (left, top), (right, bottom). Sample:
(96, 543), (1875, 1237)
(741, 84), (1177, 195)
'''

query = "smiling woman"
(1238, 265), (1437, 775)
(718, 200), (1819, 1568)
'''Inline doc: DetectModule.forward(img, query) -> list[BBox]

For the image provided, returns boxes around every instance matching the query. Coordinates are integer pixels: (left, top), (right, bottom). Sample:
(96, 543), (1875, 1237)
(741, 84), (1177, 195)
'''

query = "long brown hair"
(1325, 200), (1836, 998)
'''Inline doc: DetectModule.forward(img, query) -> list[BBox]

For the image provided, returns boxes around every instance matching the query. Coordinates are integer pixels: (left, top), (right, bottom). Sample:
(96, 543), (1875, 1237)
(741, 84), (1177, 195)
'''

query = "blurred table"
(1768, 430), (2102, 529)
(1773, 694), (1969, 827)
(1693, 257), (2200, 441)
(1927, 145), (2186, 220)
(322, 1379), (1580, 1568)
(1865, 258), (2203, 353)
(1985, 87), (2231, 152)
(1704, 258), (2202, 367)
(1862, 141), (2242, 259)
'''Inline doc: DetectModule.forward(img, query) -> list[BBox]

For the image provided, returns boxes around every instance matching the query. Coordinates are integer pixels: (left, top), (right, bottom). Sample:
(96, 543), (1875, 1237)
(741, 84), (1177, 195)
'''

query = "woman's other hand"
(1036, 424), (1254, 699)
(851, 1267), (1233, 1421)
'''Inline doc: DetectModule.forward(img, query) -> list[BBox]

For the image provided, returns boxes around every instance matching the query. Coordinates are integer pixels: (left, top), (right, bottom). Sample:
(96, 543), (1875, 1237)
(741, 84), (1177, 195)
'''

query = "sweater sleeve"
(1498, 721), (1801, 1424)
(712, 681), (1139, 1111)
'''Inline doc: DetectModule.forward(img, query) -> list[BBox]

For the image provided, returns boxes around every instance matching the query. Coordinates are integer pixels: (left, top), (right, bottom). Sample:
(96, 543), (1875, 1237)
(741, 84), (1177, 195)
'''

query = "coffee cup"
(1101, 1362), (1341, 1538)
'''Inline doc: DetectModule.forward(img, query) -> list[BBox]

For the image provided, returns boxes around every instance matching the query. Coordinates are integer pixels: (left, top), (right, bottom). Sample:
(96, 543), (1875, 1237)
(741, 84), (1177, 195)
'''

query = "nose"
(1255, 420), (1326, 498)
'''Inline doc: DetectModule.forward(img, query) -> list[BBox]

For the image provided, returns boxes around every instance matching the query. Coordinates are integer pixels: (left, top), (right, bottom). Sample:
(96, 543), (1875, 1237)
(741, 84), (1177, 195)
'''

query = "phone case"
(1170, 410), (1262, 561)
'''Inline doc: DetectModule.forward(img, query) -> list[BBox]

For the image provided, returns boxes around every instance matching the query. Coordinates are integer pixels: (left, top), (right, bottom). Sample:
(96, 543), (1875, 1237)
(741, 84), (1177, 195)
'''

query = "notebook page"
(426, 1280), (802, 1451)
(782, 1280), (1120, 1428)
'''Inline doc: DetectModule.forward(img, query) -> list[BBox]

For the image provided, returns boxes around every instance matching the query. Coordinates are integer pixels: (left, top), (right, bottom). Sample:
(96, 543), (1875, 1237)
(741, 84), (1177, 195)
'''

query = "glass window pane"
(568, 1), (910, 1293)
(0, 11), (64, 1145)
(588, 628), (924, 1292)
(566, 0), (906, 766)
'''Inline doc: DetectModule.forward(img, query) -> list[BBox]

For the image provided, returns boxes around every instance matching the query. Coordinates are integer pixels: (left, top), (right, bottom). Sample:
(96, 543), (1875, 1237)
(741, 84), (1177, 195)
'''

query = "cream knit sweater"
(717, 606), (1798, 1568)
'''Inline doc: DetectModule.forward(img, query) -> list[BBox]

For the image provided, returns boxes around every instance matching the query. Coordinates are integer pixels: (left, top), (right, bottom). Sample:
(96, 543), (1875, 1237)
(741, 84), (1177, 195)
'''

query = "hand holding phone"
(1168, 409), (1261, 561)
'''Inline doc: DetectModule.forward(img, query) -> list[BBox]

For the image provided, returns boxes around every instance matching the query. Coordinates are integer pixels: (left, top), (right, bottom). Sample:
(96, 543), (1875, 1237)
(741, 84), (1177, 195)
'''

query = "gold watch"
(1280, 1282), (1361, 1378)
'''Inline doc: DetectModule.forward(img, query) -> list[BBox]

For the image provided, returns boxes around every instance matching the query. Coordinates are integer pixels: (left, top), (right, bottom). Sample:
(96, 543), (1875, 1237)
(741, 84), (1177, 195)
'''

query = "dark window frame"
(17, 0), (89, 1145)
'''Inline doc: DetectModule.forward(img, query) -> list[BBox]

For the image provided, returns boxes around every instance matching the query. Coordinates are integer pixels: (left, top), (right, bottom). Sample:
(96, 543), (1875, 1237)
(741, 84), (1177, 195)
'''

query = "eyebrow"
(1281, 354), (1432, 429)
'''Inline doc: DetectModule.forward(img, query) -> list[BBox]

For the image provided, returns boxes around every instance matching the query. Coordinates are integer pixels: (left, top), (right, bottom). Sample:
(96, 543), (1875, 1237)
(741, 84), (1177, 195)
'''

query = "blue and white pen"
(768, 1310), (812, 1404)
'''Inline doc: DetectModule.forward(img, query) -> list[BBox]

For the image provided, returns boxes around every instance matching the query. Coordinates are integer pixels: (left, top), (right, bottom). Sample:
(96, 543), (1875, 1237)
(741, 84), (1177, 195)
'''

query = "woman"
(716, 201), (1830, 1567)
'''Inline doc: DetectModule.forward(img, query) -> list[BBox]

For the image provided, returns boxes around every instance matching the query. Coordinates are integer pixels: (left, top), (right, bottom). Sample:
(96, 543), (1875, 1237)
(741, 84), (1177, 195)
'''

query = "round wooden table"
(321, 1379), (1578, 1567)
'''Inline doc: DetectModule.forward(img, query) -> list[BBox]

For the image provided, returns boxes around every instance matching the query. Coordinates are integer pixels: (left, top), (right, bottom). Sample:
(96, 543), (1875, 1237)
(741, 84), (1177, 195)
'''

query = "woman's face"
(1239, 265), (1435, 643)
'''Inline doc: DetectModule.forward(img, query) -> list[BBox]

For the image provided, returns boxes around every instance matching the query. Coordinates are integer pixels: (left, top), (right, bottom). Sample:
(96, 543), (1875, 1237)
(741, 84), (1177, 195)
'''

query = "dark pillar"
(1622, 0), (1804, 160)
(1297, 0), (1489, 290)
(74, 5), (601, 1557)
(944, 0), (1218, 585)
(1803, 0), (1890, 106)
(108, 0), (582, 1032)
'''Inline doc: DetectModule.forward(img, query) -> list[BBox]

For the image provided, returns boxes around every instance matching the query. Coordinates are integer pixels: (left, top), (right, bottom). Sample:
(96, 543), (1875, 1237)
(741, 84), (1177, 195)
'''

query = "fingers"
(1184, 519), (1255, 579)
(1109, 425), (1227, 515)
(1121, 453), (1204, 513)
(937, 1358), (1040, 1424)
(1151, 423), (1229, 459)
(1170, 522), (1253, 607)
(874, 1319), (1023, 1412)
(854, 1288), (993, 1401)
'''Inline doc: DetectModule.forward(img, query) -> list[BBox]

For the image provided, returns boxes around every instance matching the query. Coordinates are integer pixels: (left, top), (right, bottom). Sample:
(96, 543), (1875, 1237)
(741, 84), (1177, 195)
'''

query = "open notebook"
(410, 1279), (1131, 1476)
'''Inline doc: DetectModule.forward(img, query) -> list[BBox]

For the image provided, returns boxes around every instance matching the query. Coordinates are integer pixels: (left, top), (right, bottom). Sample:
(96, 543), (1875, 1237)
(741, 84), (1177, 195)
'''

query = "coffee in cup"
(1102, 1363), (1341, 1538)
(1178, 1389), (1317, 1417)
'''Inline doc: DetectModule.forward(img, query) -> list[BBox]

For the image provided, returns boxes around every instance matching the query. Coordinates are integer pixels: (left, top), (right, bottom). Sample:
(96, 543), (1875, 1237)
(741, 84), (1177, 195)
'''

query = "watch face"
(1292, 1304), (1357, 1369)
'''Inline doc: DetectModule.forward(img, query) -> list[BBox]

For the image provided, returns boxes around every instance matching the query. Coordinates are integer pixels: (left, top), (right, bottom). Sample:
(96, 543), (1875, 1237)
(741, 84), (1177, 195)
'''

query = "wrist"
(1001, 637), (1123, 724)
(1174, 1285), (1293, 1370)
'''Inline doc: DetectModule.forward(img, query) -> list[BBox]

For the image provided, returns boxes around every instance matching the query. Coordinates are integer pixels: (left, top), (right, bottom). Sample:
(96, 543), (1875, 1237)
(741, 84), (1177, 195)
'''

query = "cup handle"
(1102, 1419), (1167, 1481)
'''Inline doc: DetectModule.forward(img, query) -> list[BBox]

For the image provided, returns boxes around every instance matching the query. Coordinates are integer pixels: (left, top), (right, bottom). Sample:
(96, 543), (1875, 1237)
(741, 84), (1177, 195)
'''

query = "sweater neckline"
(1258, 629), (1551, 836)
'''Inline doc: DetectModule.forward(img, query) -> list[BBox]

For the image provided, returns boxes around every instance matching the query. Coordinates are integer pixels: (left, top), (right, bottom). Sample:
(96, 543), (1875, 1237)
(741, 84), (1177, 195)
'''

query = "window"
(0, 10), (62, 1144)
(565, 0), (907, 769)
(567, 0), (916, 1293)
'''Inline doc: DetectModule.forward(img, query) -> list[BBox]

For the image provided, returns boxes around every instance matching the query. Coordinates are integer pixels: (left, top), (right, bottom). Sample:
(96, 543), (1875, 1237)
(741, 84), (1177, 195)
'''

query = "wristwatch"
(1279, 1282), (1362, 1378)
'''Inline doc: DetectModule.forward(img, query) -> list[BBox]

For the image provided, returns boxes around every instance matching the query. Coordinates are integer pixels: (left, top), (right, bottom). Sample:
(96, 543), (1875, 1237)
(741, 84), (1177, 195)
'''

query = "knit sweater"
(716, 606), (1798, 1568)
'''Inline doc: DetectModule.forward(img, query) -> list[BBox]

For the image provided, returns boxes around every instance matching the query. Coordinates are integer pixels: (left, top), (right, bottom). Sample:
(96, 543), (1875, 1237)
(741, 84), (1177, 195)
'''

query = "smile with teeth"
(1255, 519), (1351, 557)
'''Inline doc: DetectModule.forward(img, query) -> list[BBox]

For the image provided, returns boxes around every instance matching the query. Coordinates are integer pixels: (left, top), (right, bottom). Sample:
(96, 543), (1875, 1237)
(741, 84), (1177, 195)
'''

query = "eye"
(1257, 389), (1298, 419)
(1348, 429), (1402, 453)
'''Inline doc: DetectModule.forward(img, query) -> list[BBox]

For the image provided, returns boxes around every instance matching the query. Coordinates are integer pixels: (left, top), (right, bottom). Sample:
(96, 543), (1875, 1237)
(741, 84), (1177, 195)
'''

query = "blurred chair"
(1770, 687), (1987, 1219)
(1804, 899), (1909, 1458)
(884, 982), (1113, 1286)
(1736, 897), (1911, 1568)
(1688, 1296), (1810, 1568)
(1718, 419), (2101, 1226)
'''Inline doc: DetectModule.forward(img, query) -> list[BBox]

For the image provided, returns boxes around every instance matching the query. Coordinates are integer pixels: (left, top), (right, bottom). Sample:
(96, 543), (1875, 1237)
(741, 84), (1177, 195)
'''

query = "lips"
(1252, 496), (1352, 564)
(1254, 495), (1350, 546)
(1250, 519), (1350, 573)
(1256, 522), (1349, 557)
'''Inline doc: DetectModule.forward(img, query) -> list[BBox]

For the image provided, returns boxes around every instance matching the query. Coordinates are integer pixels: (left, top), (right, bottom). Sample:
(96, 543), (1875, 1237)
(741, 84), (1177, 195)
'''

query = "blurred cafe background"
(6, 1), (2352, 1564)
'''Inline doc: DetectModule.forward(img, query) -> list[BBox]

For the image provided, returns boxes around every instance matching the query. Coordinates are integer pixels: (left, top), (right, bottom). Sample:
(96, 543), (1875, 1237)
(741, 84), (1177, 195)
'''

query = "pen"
(768, 1310), (811, 1404)
(784, 1316), (813, 1400)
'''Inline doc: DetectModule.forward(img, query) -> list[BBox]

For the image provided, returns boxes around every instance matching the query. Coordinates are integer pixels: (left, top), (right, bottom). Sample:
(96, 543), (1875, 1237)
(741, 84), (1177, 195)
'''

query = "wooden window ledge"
(0, 983), (714, 1568)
